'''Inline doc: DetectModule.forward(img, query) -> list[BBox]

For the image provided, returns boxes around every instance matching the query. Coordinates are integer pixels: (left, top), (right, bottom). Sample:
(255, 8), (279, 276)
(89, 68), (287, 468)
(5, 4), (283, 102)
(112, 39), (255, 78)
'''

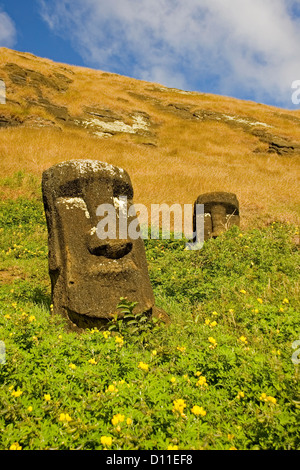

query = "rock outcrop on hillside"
(1, 48), (300, 156)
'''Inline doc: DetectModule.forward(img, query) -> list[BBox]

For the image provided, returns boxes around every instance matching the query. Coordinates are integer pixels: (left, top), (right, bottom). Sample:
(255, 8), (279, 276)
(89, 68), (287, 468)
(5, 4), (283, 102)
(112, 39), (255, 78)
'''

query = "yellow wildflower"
(172, 399), (186, 416)
(69, 363), (76, 370)
(59, 413), (72, 422)
(282, 298), (289, 304)
(240, 289), (247, 294)
(208, 336), (217, 348)
(170, 377), (176, 384)
(28, 315), (36, 322)
(272, 349), (280, 356)
(176, 346), (186, 353)
(210, 320), (217, 328)
(90, 327), (99, 334)
(138, 362), (149, 372)
(196, 376), (208, 388)
(27, 406), (33, 412)
(167, 444), (179, 450)
(11, 389), (23, 398)
(259, 393), (277, 404)
(88, 358), (97, 365)
(257, 298), (263, 304)
(151, 350), (157, 356)
(102, 330), (111, 339)
(9, 442), (22, 450)
(44, 394), (51, 402)
(236, 391), (245, 399)
(126, 418), (133, 426)
(111, 413), (125, 426)
(191, 405), (207, 417)
(239, 335), (248, 344)
(115, 335), (124, 346)
(106, 384), (118, 393)
(101, 436), (112, 447)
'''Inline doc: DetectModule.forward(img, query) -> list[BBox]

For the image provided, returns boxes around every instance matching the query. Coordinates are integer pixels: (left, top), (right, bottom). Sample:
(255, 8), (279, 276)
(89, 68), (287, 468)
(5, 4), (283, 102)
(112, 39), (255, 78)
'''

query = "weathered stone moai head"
(193, 192), (240, 241)
(42, 159), (166, 330)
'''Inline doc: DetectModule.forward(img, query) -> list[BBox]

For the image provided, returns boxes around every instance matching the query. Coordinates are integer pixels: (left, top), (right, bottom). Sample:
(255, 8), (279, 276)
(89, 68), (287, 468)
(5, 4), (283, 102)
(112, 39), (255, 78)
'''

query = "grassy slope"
(0, 199), (299, 450)
(0, 48), (300, 230)
(0, 49), (299, 450)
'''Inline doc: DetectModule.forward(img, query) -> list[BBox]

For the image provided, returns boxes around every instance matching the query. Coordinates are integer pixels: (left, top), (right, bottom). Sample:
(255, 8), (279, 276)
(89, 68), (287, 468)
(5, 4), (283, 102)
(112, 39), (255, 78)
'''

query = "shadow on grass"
(29, 287), (51, 308)
(14, 282), (51, 309)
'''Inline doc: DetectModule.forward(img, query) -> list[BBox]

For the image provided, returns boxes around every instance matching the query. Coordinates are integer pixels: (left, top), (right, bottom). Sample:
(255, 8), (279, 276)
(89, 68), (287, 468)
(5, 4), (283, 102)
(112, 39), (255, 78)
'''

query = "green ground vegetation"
(0, 194), (299, 450)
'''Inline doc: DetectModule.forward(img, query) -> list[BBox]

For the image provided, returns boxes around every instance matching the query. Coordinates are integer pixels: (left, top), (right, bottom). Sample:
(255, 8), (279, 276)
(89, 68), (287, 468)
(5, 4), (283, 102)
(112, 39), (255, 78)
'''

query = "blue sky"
(1, 0), (300, 109)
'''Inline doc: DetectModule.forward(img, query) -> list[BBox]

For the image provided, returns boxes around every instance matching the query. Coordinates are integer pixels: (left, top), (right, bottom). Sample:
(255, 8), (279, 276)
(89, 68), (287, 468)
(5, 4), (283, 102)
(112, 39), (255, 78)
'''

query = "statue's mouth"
(91, 256), (138, 276)
(66, 308), (112, 329)
(67, 256), (138, 279)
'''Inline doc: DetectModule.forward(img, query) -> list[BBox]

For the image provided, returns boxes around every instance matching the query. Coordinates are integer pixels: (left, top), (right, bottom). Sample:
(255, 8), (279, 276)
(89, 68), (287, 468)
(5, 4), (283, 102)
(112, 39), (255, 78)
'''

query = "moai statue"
(42, 159), (168, 330)
(0, 80), (6, 104)
(193, 192), (240, 241)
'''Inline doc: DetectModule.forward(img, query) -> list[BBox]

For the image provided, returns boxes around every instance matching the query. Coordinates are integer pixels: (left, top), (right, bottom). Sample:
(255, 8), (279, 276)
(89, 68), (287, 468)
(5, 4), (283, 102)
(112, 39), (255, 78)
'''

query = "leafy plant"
(108, 298), (164, 345)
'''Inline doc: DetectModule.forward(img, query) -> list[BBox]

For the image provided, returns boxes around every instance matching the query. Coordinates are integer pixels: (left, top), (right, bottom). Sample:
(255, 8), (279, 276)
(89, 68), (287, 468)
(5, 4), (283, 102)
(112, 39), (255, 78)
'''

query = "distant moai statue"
(42, 159), (168, 331)
(193, 192), (240, 241)
(0, 80), (6, 104)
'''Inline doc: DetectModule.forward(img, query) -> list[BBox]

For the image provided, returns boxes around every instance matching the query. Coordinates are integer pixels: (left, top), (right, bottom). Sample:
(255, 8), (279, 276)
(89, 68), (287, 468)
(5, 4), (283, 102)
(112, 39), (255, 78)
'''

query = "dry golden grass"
(0, 47), (299, 231)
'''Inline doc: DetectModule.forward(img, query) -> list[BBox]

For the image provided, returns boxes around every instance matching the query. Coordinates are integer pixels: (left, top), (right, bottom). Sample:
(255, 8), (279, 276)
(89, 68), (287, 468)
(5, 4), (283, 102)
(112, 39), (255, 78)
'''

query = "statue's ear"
(43, 198), (62, 272)
(42, 173), (62, 273)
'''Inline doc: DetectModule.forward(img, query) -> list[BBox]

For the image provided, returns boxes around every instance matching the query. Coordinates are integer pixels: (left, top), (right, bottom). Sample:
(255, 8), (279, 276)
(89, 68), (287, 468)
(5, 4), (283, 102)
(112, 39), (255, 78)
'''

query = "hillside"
(0, 47), (300, 230)
(0, 48), (299, 451)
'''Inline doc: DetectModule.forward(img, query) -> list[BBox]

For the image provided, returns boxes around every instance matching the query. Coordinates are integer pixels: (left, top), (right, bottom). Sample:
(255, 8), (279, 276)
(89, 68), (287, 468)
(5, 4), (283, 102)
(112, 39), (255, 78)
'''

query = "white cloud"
(39, 0), (300, 107)
(0, 9), (17, 47)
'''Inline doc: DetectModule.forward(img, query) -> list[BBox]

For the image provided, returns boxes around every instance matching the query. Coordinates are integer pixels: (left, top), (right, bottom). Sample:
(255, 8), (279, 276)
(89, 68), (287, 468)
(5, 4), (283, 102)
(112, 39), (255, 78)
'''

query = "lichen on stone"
(56, 196), (90, 218)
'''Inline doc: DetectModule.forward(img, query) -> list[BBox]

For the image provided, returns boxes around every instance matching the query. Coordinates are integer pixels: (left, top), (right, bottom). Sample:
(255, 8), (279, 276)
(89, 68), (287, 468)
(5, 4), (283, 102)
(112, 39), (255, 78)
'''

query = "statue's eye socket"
(113, 182), (133, 200)
(57, 179), (83, 199)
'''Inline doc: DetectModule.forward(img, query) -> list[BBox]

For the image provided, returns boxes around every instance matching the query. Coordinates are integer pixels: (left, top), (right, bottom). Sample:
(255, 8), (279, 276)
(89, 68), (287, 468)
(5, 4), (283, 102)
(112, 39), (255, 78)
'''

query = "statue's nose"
(88, 235), (132, 259)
